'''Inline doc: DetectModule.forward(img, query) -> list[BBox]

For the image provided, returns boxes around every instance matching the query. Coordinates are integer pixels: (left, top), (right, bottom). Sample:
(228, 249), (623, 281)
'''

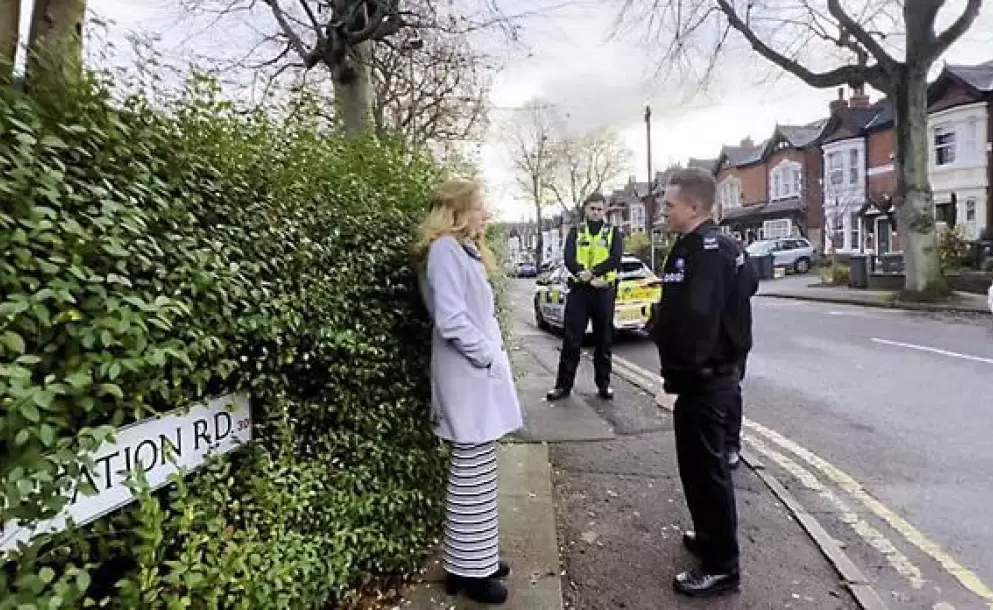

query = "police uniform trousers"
(554, 283), (615, 391)
(726, 357), (746, 453)
(443, 442), (501, 578)
(673, 373), (740, 573)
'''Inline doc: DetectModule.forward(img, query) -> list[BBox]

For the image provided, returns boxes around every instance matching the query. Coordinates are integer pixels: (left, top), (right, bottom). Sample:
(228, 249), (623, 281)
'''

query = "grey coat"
(420, 236), (523, 444)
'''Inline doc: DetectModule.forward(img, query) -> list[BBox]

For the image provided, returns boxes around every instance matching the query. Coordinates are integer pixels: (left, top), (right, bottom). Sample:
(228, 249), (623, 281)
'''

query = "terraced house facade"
(703, 58), (993, 255)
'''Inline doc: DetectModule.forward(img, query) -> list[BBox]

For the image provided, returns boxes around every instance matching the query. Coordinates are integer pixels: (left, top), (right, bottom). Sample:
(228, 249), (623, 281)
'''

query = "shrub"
(938, 225), (971, 272)
(821, 263), (850, 286)
(1, 72), (451, 608)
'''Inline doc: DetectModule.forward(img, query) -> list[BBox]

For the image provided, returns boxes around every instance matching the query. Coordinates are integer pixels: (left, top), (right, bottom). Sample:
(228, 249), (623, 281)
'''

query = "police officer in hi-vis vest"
(547, 193), (624, 401)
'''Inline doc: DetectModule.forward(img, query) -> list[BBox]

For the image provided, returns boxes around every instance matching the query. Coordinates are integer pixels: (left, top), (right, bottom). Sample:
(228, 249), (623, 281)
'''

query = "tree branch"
(929, 0), (983, 62)
(713, 0), (889, 90)
(825, 0), (894, 71)
(261, 0), (318, 67)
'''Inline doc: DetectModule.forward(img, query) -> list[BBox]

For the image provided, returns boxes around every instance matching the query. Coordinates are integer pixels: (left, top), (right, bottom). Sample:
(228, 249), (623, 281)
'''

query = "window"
(934, 125), (956, 166)
(966, 198), (977, 222)
(849, 212), (861, 250)
(762, 218), (792, 239)
(629, 203), (645, 231)
(964, 119), (979, 161)
(719, 179), (741, 208)
(770, 162), (802, 199)
(848, 149), (859, 184)
(828, 152), (844, 186)
(829, 221), (844, 252)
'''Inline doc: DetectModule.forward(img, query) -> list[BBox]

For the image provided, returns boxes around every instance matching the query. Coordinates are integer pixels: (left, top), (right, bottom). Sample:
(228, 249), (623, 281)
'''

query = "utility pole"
(644, 104), (655, 271)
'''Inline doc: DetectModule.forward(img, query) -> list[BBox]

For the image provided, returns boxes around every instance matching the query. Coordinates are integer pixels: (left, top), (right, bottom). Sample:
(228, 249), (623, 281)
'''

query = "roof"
(720, 197), (805, 222)
(777, 119), (827, 147)
(863, 99), (895, 131)
(945, 60), (993, 92)
(718, 140), (766, 168)
(820, 98), (893, 143)
(687, 157), (718, 173)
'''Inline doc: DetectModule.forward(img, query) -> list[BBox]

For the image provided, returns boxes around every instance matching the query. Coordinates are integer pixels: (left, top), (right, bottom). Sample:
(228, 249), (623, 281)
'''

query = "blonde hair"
(413, 179), (497, 273)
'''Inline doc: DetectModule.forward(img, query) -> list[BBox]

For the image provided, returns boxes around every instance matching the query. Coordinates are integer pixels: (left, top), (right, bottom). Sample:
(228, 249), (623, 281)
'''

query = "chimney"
(849, 85), (871, 109)
(740, 137), (754, 148)
(829, 87), (848, 114)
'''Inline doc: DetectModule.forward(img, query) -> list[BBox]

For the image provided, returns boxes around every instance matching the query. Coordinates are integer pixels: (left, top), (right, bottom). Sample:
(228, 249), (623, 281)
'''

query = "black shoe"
(546, 387), (570, 401)
(444, 573), (508, 604)
(673, 568), (741, 598)
(597, 386), (614, 400)
(492, 560), (510, 579)
(682, 531), (702, 557)
(727, 450), (741, 470)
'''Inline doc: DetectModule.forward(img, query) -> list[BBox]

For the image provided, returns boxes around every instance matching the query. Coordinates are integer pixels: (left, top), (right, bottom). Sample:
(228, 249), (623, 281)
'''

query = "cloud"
(30, 0), (993, 222)
(480, 0), (993, 221)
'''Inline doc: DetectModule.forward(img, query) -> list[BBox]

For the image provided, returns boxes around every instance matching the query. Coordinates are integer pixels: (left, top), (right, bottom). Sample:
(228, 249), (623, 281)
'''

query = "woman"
(413, 179), (523, 605)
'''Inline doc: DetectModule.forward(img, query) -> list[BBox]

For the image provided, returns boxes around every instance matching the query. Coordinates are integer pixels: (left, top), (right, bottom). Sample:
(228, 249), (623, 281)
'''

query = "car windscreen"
(619, 260), (650, 279)
(746, 241), (773, 256)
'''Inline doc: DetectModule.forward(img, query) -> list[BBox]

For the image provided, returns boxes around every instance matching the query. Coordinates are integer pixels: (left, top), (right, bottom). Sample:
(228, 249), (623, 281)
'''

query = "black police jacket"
(650, 220), (757, 378)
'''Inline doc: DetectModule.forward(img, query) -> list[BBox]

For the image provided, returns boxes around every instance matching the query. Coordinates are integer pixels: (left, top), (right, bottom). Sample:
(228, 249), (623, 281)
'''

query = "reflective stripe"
(575, 223), (616, 283)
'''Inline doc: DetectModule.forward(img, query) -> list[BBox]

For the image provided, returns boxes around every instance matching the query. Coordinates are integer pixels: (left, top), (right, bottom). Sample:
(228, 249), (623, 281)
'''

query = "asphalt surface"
(507, 277), (993, 609)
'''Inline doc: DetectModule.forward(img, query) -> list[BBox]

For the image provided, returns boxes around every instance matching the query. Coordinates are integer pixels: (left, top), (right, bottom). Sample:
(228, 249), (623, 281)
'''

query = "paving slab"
(403, 443), (563, 610)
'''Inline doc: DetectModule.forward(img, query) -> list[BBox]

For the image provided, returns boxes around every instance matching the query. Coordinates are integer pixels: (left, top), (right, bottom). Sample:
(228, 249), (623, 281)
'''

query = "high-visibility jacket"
(575, 223), (616, 283)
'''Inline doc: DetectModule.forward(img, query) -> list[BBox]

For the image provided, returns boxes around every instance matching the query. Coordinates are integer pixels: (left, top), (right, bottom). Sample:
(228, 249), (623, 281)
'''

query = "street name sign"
(1, 393), (252, 553)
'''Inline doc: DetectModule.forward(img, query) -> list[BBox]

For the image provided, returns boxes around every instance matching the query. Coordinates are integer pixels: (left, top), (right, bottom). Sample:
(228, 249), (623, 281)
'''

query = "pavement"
(758, 274), (992, 315)
(402, 282), (893, 610)
(606, 285), (993, 609)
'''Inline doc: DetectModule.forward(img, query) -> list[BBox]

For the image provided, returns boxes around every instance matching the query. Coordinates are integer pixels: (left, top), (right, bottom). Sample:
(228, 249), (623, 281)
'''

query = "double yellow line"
(611, 354), (993, 609)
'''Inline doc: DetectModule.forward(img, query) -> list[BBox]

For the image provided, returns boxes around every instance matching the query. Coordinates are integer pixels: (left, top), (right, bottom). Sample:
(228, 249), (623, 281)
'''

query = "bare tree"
(619, 0), (984, 296)
(0, 0), (19, 85)
(180, 0), (519, 138)
(368, 25), (491, 147)
(547, 127), (632, 216)
(505, 100), (561, 267)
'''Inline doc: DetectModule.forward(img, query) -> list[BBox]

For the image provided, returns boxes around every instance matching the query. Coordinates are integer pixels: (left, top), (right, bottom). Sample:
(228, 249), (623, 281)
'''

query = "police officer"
(547, 193), (623, 401)
(647, 240), (756, 471)
(650, 168), (752, 598)
(726, 241), (758, 469)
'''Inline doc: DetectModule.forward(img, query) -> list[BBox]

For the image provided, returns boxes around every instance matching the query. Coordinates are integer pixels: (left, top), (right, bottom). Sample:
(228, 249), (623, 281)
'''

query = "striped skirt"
(443, 441), (500, 578)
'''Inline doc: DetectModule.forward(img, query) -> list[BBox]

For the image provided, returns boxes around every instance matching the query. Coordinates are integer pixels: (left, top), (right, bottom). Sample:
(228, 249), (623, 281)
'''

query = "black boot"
(492, 560), (511, 579)
(597, 386), (614, 400)
(546, 387), (570, 401)
(673, 568), (740, 598)
(444, 573), (508, 604)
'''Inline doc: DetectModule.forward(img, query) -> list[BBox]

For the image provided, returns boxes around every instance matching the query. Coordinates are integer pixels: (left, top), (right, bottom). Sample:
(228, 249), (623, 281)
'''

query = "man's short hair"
(584, 192), (606, 206)
(667, 168), (717, 212)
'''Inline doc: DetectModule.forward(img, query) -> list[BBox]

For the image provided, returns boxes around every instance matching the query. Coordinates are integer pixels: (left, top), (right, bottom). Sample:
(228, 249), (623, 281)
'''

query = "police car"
(533, 255), (662, 335)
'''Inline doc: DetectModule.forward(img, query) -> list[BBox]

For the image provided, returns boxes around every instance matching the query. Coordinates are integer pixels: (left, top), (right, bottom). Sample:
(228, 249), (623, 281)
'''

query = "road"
(508, 278), (993, 609)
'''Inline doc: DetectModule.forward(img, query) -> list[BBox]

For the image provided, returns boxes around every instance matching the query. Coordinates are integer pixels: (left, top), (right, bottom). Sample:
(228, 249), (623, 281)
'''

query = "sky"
(14, 0), (993, 221)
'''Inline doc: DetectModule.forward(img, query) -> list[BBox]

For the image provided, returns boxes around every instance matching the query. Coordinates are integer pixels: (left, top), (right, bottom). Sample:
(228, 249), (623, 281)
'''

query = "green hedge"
(1, 73), (451, 607)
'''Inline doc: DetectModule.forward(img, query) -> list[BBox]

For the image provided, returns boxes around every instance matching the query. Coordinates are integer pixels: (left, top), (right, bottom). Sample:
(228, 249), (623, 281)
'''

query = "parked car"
(515, 262), (538, 278)
(746, 237), (815, 273)
(533, 256), (662, 336)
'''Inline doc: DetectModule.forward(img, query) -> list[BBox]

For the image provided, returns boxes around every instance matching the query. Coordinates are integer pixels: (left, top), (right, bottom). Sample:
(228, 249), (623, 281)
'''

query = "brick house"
(607, 177), (651, 234)
(714, 138), (766, 241)
(925, 60), (993, 241)
(860, 102), (900, 254)
(757, 121), (828, 247)
(818, 87), (896, 254)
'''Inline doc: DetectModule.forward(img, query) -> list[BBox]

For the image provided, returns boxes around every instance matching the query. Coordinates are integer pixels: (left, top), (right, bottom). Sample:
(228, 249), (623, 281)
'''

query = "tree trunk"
(333, 40), (373, 137)
(0, 0), (19, 85)
(25, 0), (87, 96)
(893, 65), (944, 296)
